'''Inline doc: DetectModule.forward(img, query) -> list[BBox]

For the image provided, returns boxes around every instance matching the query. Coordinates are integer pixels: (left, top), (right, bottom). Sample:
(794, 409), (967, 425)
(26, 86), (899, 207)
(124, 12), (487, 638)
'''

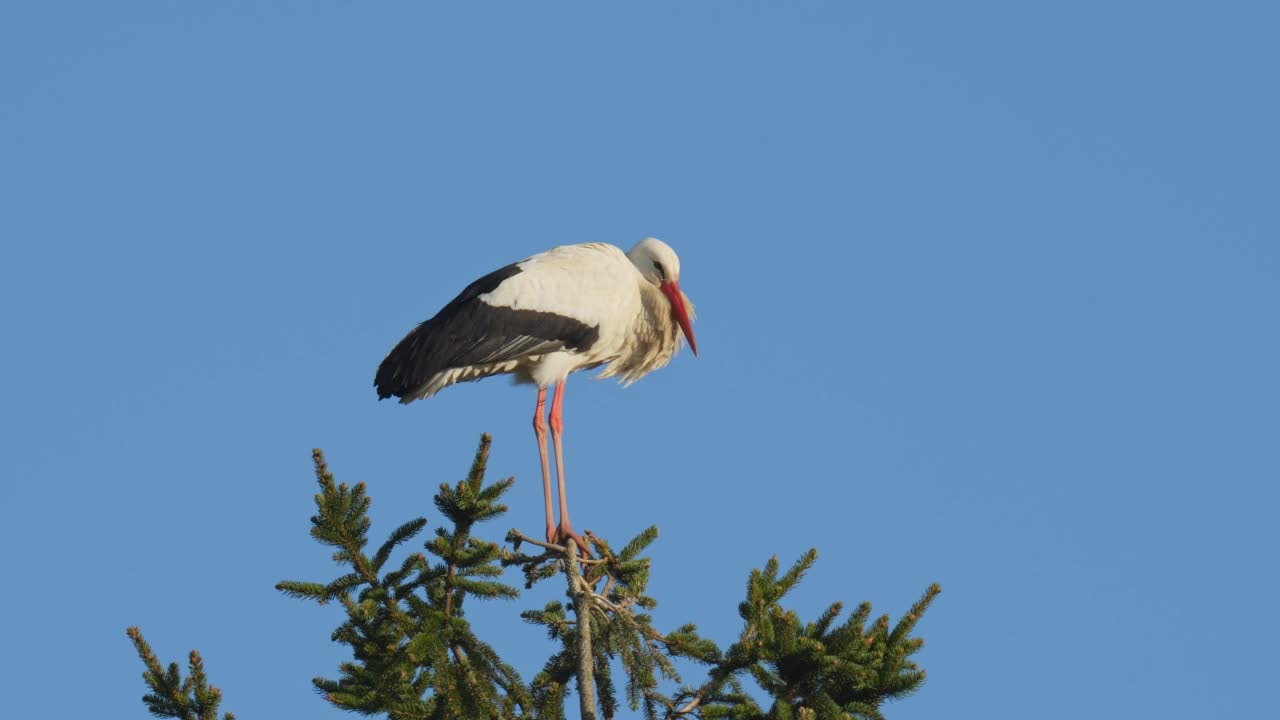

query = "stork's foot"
(553, 524), (593, 559)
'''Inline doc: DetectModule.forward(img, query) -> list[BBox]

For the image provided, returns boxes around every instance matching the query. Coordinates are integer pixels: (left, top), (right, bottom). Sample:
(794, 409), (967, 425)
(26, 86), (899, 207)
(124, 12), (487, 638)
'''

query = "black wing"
(374, 263), (599, 401)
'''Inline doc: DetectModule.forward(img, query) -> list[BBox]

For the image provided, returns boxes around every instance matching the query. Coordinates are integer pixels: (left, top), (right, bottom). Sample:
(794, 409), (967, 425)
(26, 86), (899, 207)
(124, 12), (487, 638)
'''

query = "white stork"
(375, 238), (697, 554)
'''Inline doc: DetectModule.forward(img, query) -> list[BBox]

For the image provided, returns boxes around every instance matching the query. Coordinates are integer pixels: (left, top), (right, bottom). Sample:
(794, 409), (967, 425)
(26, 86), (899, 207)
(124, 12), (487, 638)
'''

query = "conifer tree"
(130, 434), (939, 719)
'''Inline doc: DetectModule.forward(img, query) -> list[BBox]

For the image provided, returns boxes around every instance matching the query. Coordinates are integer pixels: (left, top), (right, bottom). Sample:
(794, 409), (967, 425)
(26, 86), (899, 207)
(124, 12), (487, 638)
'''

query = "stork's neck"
(594, 258), (691, 384)
(636, 281), (677, 342)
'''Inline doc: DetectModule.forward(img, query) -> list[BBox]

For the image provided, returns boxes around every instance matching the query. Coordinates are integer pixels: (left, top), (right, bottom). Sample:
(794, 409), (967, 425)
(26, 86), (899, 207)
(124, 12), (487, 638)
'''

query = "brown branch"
(565, 540), (598, 720)
(509, 530), (606, 564)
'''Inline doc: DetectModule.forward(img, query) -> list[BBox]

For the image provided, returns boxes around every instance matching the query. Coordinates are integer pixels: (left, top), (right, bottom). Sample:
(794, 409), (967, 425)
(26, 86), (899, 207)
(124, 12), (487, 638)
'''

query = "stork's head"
(628, 237), (698, 357)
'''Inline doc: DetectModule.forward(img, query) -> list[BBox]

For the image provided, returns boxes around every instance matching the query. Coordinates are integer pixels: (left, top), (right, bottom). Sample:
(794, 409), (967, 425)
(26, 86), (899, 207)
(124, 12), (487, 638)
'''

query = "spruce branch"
(276, 435), (528, 719)
(657, 552), (940, 720)
(506, 529), (941, 720)
(126, 627), (235, 720)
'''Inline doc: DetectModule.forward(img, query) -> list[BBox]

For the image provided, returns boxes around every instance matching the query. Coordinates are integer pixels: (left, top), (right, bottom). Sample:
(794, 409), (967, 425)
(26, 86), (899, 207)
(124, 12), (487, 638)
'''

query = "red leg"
(549, 380), (591, 557)
(533, 387), (555, 544)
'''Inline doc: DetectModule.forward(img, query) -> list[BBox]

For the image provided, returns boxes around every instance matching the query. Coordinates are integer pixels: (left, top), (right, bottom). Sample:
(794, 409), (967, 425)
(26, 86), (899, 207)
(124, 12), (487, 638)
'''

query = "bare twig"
(509, 530), (606, 564)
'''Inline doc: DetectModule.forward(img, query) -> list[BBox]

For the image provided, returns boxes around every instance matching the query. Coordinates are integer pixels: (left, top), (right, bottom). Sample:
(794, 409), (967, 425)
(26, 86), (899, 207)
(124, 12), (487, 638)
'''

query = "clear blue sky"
(2, 3), (1276, 717)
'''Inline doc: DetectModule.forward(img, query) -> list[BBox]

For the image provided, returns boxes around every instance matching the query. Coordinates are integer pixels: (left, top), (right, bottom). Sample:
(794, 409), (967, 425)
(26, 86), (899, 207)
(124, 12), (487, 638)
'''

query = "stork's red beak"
(660, 280), (698, 357)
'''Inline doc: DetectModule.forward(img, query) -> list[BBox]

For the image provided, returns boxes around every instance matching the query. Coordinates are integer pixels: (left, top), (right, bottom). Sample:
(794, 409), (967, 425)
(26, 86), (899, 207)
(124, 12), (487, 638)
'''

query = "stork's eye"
(652, 260), (667, 280)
